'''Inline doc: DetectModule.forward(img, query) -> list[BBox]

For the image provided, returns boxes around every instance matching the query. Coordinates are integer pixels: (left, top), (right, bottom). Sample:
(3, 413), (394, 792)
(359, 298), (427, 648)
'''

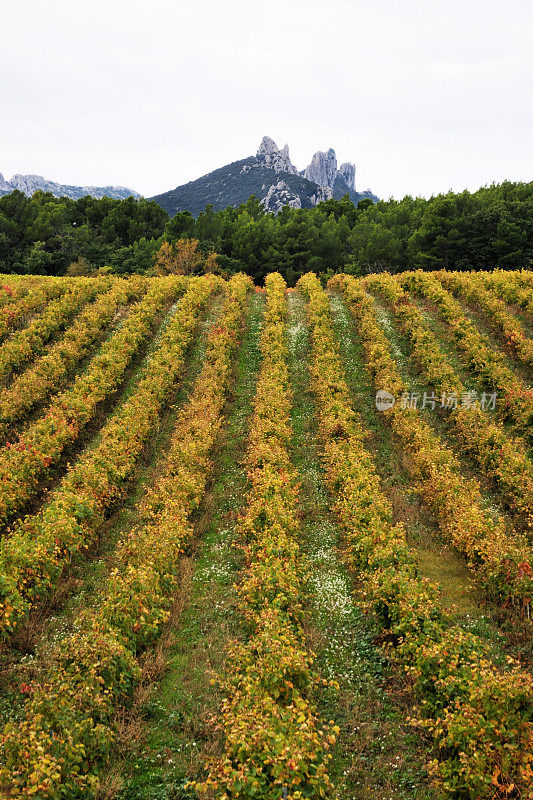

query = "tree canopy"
(0, 181), (531, 283)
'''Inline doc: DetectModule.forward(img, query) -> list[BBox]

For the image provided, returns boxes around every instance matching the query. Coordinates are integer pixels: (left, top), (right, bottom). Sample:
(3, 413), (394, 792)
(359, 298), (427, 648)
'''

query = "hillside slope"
(151, 136), (378, 216)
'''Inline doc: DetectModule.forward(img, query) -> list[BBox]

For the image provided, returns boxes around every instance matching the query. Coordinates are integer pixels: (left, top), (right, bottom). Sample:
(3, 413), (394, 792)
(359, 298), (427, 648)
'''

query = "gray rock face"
(256, 137), (367, 212)
(338, 162), (356, 191)
(261, 180), (302, 212)
(257, 136), (278, 158)
(0, 173), (140, 200)
(260, 178), (333, 213)
(310, 185), (333, 205)
(256, 136), (298, 175)
(302, 151), (357, 193)
(303, 148), (338, 189)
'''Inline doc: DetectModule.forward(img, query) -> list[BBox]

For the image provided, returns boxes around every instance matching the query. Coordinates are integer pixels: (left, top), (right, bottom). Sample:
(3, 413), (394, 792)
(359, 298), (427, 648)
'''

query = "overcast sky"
(1, 0), (532, 200)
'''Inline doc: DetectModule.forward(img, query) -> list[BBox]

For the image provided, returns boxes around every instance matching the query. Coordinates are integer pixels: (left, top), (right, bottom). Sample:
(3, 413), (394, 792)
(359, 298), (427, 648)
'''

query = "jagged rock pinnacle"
(303, 148), (338, 190)
(256, 137), (298, 175)
(338, 162), (356, 191)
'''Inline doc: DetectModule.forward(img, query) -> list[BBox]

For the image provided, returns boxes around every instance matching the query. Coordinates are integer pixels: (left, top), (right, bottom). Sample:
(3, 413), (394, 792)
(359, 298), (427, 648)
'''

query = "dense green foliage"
(1, 181), (531, 283)
(0, 191), (167, 276)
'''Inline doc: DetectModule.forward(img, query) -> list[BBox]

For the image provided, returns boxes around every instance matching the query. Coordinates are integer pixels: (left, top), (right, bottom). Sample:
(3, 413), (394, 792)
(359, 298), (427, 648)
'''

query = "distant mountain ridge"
(151, 136), (378, 216)
(0, 138), (378, 213)
(0, 173), (140, 201)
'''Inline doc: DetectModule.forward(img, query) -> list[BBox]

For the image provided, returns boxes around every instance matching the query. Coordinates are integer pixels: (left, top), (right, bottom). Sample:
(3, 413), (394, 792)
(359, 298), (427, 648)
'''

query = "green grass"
(367, 290), (533, 533)
(286, 291), (438, 800)
(0, 297), (224, 730)
(410, 293), (532, 443)
(442, 288), (533, 383)
(328, 291), (532, 663)
(102, 292), (265, 800)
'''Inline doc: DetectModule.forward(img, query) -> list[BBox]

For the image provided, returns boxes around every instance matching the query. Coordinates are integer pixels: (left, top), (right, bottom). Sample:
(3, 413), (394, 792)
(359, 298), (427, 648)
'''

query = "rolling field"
(0, 269), (531, 800)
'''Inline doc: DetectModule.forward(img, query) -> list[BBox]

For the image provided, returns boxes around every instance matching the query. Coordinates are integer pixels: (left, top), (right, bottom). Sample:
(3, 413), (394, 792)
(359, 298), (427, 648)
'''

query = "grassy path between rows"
(409, 294), (533, 463)
(441, 288), (533, 383)
(411, 294), (533, 447)
(328, 292), (531, 665)
(97, 292), (265, 800)
(0, 297), (175, 533)
(367, 291), (526, 526)
(286, 290), (437, 800)
(0, 292), (137, 447)
(0, 296), (222, 724)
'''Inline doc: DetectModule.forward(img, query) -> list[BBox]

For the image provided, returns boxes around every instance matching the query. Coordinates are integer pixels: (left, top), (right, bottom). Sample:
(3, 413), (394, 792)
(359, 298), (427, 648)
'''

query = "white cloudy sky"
(1, 0), (532, 200)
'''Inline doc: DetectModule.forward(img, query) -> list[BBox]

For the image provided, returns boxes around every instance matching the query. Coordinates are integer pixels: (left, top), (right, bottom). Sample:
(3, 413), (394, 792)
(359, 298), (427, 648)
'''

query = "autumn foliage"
(0, 269), (530, 799)
(402, 270), (533, 435)
(0, 275), (218, 635)
(332, 273), (532, 608)
(196, 273), (338, 800)
(154, 237), (219, 276)
(0, 274), (252, 796)
(365, 272), (533, 531)
(300, 272), (533, 799)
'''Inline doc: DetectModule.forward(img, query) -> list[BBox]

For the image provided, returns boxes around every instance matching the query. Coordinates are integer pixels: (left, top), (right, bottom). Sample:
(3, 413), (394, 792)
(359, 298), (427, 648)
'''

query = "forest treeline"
(0, 180), (531, 283)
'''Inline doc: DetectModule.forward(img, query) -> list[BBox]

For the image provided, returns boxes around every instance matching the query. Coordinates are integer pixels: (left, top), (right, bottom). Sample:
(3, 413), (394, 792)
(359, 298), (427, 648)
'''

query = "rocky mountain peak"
(256, 137), (358, 197)
(151, 137), (378, 217)
(256, 137), (298, 175)
(338, 162), (356, 191)
(304, 149), (338, 190)
(257, 136), (278, 156)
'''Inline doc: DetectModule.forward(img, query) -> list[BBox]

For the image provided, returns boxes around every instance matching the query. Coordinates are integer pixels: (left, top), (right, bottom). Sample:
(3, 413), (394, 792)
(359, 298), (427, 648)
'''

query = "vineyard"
(0, 269), (531, 800)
